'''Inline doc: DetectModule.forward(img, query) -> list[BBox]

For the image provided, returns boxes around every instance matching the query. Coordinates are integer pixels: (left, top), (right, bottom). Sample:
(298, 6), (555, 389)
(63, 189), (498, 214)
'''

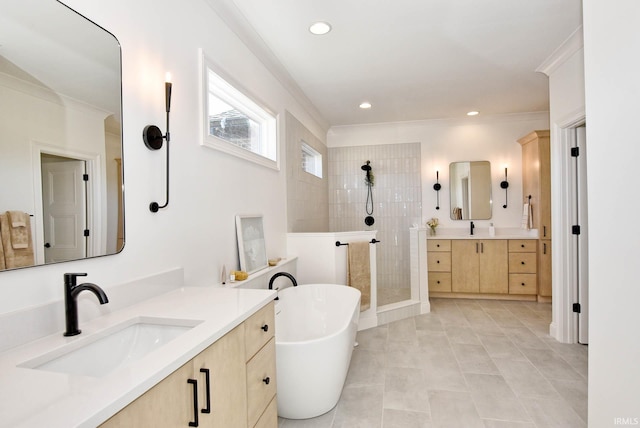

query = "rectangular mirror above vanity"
(449, 161), (492, 220)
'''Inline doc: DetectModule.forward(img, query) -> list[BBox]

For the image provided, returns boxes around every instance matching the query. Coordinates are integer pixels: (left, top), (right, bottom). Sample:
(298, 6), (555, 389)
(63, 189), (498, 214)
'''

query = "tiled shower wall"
(328, 143), (422, 305)
(285, 112), (329, 233)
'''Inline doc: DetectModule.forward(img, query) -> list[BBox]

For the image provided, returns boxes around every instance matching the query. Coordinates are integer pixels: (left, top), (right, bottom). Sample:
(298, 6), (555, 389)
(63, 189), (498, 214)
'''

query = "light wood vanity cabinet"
(427, 238), (539, 300)
(427, 240), (452, 292)
(519, 130), (552, 301)
(100, 302), (277, 428)
(508, 239), (537, 295)
(451, 240), (508, 294)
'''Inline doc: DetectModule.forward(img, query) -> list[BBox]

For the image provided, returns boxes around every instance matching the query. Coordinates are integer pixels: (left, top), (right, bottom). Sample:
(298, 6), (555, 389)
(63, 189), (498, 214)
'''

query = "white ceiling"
(224, 0), (583, 127)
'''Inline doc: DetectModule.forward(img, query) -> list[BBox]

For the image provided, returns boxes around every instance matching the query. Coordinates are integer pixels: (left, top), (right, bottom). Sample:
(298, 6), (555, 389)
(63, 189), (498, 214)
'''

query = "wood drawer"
(509, 274), (537, 295)
(245, 301), (275, 360)
(508, 239), (537, 252)
(247, 338), (276, 428)
(509, 253), (537, 273)
(254, 396), (278, 428)
(427, 239), (451, 252)
(428, 272), (452, 292)
(427, 252), (451, 272)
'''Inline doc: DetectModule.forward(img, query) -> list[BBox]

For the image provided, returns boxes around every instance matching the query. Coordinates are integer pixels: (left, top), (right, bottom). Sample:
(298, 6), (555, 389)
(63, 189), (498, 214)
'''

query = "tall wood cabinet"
(518, 130), (552, 300)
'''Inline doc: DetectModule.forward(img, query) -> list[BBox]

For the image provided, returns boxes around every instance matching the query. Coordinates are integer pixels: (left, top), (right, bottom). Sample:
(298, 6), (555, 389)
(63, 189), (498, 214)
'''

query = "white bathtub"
(275, 283), (361, 419)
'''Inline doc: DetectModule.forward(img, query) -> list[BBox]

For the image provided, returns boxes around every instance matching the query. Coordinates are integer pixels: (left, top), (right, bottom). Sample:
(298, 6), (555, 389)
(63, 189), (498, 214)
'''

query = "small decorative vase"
(429, 227), (436, 236)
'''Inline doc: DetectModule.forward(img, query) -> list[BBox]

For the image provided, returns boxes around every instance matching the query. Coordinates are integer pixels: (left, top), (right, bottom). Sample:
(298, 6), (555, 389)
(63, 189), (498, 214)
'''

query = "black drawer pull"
(200, 368), (211, 414)
(521, 261), (525, 265)
(437, 260), (440, 264)
(521, 244), (525, 248)
(263, 376), (271, 385)
(521, 282), (526, 286)
(437, 244), (440, 247)
(188, 379), (199, 427)
(261, 324), (269, 332)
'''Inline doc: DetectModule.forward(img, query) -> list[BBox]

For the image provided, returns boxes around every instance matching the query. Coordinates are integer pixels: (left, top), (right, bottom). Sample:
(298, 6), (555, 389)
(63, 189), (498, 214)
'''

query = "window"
(201, 55), (278, 169)
(301, 141), (322, 178)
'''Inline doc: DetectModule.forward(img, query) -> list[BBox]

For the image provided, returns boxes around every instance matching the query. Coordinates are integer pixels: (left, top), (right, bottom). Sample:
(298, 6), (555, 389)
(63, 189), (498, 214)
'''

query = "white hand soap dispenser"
(489, 223), (495, 237)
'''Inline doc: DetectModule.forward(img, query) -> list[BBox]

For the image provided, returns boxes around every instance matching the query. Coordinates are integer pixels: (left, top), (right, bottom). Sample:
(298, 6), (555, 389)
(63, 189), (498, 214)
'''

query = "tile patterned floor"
(278, 298), (587, 428)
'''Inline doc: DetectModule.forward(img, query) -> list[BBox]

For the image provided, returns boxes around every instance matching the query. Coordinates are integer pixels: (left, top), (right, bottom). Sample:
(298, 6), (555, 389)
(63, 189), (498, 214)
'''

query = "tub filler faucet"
(63, 273), (109, 336)
(269, 272), (298, 300)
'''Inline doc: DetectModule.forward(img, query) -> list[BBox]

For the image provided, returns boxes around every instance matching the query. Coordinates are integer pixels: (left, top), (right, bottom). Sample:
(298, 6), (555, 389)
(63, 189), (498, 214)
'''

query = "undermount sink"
(20, 317), (202, 378)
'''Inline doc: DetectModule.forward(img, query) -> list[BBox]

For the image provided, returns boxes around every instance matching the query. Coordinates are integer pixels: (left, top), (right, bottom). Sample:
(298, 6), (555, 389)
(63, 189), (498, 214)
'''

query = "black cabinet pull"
(436, 260), (440, 264)
(544, 243), (547, 254)
(188, 379), (199, 427)
(437, 280), (441, 284)
(521, 261), (525, 265)
(543, 226), (547, 237)
(481, 243), (484, 253)
(521, 244), (525, 248)
(261, 324), (269, 332)
(200, 368), (211, 414)
(476, 243), (479, 253)
(263, 376), (270, 385)
(436, 244), (440, 247)
(521, 282), (525, 286)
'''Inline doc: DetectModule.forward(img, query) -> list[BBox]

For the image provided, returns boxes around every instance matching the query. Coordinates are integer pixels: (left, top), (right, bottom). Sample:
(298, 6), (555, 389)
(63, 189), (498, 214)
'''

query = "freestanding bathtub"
(275, 283), (361, 419)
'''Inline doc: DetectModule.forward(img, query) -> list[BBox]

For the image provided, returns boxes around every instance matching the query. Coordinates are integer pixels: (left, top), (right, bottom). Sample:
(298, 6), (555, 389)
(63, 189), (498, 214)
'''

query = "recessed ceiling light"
(467, 111), (479, 116)
(359, 102), (372, 109)
(309, 21), (332, 35)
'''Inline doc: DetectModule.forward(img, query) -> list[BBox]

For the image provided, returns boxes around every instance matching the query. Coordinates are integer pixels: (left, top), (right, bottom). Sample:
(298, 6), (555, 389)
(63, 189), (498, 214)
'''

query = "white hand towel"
(521, 203), (530, 230)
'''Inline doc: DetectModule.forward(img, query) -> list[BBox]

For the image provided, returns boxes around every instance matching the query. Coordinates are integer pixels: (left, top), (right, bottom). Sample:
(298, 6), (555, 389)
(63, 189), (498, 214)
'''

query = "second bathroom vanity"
(426, 231), (540, 301)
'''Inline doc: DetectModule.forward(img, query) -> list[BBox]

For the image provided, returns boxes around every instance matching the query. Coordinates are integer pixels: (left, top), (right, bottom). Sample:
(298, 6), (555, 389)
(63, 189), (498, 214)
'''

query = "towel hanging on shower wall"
(347, 241), (371, 311)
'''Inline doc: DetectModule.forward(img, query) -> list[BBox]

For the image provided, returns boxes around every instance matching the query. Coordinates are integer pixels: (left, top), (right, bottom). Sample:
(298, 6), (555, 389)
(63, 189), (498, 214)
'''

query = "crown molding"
(536, 26), (584, 77)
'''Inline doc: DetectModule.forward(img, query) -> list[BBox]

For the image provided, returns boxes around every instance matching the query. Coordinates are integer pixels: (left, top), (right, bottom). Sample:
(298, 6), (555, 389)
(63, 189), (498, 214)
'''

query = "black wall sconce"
(500, 167), (509, 208)
(433, 170), (442, 210)
(143, 73), (172, 213)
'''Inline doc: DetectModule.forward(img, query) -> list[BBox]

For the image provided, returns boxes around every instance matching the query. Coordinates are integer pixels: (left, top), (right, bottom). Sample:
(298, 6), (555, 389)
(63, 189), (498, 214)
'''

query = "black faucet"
(470, 221), (475, 236)
(268, 272), (298, 300)
(63, 273), (109, 337)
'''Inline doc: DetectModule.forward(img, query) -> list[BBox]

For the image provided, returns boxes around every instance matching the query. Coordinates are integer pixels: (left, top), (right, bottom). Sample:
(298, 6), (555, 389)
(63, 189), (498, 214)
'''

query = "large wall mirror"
(449, 161), (492, 220)
(0, 0), (124, 271)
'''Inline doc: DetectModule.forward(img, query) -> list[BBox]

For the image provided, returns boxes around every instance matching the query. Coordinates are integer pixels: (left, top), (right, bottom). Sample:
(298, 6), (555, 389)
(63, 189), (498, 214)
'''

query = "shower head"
(361, 161), (371, 171)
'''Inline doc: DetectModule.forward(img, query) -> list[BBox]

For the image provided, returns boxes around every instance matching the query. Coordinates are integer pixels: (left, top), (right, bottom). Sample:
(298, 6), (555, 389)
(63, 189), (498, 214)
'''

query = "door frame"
(31, 141), (104, 264)
(550, 109), (586, 343)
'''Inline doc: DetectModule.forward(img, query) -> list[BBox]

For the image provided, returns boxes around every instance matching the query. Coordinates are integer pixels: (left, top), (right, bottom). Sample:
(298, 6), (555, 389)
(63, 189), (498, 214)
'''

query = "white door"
(571, 126), (589, 344)
(41, 155), (88, 263)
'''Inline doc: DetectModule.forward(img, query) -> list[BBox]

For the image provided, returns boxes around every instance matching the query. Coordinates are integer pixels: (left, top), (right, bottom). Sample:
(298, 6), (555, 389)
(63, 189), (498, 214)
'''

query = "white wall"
(0, 0), (326, 316)
(583, 1), (640, 424)
(327, 113), (549, 230)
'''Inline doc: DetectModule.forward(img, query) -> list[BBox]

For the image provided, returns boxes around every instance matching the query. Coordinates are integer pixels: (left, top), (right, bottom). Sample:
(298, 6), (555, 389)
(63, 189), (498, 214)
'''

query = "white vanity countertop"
(0, 286), (276, 428)
(424, 227), (539, 240)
